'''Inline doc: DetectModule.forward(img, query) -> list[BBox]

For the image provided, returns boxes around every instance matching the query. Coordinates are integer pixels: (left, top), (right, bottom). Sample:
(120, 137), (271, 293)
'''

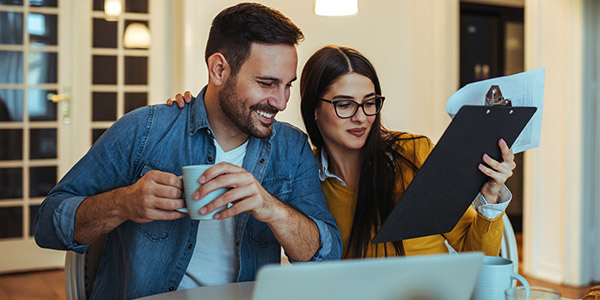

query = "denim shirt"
(34, 87), (342, 299)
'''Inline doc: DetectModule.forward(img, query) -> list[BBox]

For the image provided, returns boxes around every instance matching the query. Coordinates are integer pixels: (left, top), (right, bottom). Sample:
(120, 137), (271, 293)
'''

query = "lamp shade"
(123, 23), (151, 49)
(315, 0), (358, 16)
(104, 0), (122, 21)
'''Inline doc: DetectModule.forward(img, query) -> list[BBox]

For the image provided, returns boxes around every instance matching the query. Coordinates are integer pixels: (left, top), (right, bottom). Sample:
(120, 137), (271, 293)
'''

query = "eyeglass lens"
(335, 97), (382, 118)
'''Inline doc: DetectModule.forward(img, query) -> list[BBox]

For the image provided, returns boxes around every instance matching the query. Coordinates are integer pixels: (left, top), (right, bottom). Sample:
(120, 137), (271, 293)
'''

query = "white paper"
(446, 69), (545, 154)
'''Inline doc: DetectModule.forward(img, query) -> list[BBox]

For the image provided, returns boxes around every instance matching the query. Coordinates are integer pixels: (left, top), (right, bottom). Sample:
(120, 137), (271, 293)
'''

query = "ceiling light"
(124, 23), (151, 49)
(315, 0), (358, 16)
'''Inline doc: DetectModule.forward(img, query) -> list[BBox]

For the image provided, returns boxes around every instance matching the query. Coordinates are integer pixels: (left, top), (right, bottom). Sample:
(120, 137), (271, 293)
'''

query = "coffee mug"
(505, 286), (561, 300)
(471, 256), (530, 300)
(177, 165), (228, 220)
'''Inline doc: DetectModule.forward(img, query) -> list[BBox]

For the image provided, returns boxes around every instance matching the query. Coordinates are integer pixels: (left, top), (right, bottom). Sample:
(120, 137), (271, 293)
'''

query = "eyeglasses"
(319, 96), (385, 119)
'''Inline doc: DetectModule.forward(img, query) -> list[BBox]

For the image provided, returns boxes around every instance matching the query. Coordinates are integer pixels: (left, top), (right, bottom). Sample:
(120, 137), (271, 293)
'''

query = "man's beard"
(218, 77), (278, 139)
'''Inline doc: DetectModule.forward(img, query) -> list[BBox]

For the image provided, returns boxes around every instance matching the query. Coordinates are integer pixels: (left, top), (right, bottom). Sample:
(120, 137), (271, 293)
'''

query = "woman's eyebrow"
(331, 95), (355, 100)
(362, 92), (377, 99)
(331, 92), (377, 101)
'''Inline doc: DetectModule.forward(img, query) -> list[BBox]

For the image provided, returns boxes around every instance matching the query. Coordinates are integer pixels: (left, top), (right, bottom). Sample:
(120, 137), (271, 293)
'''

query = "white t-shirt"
(178, 139), (248, 289)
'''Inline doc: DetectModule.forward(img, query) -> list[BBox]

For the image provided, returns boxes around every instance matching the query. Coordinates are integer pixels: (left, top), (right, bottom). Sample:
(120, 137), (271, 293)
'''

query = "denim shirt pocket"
(247, 217), (276, 248)
(261, 176), (292, 202)
(247, 177), (292, 248)
(131, 163), (178, 241)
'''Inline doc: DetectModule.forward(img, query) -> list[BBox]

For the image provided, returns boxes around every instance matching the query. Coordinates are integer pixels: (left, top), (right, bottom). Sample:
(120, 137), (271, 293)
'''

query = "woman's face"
(315, 72), (377, 152)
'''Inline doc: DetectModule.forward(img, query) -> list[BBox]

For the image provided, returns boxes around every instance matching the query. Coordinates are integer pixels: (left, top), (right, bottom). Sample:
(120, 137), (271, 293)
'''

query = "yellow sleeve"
(394, 131), (504, 256)
(443, 206), (504, 255)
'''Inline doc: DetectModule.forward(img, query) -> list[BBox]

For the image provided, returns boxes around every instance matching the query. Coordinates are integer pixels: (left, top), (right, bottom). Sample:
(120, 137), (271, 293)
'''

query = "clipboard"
(372, 104), (537, 243)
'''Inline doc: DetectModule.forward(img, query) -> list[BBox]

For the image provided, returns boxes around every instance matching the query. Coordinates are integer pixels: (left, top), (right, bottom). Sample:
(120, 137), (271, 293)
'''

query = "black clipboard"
(372, 105), (537, 243)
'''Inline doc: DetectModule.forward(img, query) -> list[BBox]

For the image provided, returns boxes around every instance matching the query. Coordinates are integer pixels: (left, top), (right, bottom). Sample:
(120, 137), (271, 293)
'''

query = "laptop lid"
(252, 252), (484, 300)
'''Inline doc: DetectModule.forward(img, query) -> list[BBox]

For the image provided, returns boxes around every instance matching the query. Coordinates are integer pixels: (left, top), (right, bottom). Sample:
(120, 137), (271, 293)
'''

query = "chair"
(65, 237), (107, 300)
(499, 213), (519, 274)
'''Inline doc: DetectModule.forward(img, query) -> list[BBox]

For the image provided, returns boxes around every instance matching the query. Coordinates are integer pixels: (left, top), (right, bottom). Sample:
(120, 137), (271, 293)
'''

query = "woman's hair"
(300, 46), (422, 258)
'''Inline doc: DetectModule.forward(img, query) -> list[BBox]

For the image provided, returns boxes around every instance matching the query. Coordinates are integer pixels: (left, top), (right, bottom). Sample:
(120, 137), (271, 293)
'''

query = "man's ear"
(207, 53), (230, 86)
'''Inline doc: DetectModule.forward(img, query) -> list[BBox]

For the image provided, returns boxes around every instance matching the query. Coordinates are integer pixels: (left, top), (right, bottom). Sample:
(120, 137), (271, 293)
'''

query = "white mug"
(177, 165), (228, 220)
(471, 256), (530, 300)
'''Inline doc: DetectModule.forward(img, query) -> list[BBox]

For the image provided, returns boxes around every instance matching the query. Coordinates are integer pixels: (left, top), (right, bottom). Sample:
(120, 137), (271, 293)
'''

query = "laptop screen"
(252, 252), (484, 300)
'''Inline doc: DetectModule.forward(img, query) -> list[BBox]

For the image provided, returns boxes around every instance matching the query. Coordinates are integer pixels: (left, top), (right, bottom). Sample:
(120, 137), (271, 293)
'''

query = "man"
(34, 3), (342, 299)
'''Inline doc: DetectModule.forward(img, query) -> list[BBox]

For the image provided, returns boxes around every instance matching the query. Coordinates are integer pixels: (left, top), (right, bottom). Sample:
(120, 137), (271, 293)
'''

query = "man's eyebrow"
(256, 76), (298, 85)
(256, 76), (282, 83)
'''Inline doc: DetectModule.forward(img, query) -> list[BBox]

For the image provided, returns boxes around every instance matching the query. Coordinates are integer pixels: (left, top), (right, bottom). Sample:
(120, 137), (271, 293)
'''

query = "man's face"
(218, 43), (298, 138)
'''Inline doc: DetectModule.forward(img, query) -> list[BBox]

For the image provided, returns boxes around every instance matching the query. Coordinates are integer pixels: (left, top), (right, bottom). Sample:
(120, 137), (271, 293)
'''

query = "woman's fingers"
(183, 91), (193, 102)
(479, 163), (508, 186)
(174, 93), (186, 108)
(499, 139), (516, 170)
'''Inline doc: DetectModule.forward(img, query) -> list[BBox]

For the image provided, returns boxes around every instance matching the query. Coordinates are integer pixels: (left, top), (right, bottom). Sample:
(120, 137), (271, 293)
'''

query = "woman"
(167, 45), (514, 259)
(299, 45), (513, 258)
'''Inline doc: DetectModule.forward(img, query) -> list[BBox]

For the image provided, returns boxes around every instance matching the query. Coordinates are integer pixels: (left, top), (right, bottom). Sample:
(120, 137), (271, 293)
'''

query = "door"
(0, 0), (71, 273)
(0, 0), (164, 273)
(459, 3), (525, 234)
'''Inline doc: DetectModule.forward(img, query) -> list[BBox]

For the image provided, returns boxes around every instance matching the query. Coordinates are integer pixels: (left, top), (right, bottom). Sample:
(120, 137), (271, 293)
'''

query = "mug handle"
(510, 273), (530, 298)
(177, 175), (187, 208)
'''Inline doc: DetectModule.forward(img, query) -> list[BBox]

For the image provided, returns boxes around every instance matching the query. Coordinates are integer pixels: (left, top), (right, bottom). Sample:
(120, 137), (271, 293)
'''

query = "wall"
(167, 0), (458, 142)
(524, 0), (594, 286)
(584, 0), (600, 283)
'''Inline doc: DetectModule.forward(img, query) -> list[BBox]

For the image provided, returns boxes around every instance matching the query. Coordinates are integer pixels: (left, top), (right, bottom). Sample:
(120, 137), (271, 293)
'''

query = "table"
(135, 282), (583, 300)
(136, 282), (255, 300)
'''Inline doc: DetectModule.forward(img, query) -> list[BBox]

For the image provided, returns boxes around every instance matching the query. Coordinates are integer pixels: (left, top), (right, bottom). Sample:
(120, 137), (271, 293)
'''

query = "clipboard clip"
(485, 85), (512, 107)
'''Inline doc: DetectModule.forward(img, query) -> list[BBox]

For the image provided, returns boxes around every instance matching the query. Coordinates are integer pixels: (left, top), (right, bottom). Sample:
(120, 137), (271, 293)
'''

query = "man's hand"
(194, 163), (285, 222)
(194, 162), (319, 261)
(166, 91), (193, 108)
(478, 138), (516, 204)
(74, 170), (185, 245)
(120, 170), (186, 223)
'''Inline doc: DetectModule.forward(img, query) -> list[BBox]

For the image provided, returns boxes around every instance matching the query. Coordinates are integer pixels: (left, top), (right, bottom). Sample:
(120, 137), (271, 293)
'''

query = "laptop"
(252, 252), (484, 300)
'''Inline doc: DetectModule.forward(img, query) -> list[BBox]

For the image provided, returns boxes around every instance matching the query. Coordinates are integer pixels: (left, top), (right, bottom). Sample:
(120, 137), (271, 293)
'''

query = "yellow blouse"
(320, 132), (504, 259)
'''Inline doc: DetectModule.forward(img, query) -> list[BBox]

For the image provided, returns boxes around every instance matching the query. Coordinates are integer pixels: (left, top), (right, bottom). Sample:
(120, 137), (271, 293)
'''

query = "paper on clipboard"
(446, 69), (545, 153)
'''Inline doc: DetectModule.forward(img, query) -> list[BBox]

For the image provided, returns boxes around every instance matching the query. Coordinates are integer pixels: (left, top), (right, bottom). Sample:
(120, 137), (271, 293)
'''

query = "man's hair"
(205, 2), (304, 77)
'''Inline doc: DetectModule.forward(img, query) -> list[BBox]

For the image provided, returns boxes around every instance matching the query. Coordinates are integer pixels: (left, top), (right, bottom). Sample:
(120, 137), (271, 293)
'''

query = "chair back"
(499, 213), (519, 274)
(65, 237), (107, 300)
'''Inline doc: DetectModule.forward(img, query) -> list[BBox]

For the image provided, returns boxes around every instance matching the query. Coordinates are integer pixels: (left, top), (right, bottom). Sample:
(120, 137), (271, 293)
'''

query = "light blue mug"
(177, 165), (228, 220)
(471, 256), (530, 300)
(505, 286), (560, 300)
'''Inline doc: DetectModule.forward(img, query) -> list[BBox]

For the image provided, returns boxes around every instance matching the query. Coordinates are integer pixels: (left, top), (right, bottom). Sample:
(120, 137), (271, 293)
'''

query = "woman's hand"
(478, 138), (516, 204)
(166, 91), (193, 108)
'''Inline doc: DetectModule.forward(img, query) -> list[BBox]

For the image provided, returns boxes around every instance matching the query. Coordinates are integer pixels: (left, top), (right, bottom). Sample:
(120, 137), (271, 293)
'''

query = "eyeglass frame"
(319, 96), (385, 119)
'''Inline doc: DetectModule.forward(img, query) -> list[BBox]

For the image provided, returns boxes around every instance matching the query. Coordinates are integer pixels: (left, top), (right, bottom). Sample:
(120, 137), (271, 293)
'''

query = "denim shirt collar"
(189, 86), (277, 141)
(188, 87), (211, 136)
